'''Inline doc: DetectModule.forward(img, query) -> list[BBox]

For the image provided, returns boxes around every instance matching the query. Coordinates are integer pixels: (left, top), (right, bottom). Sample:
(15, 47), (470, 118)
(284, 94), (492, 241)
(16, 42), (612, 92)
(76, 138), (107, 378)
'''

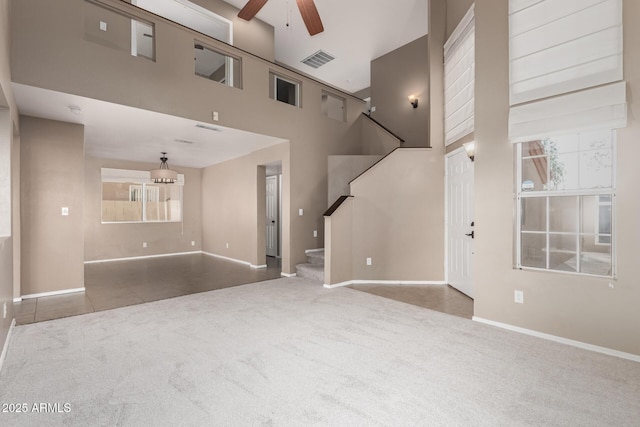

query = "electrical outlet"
(212, 111), (219, 121)
(514, 290), (524, 304)
(366, 257), (372, 266)
(299, 209), (303, 216)
(370, 106), (376, 113)
(313, 230), (317, 237)
(61, 207), (69, 216)
(191, 241), (196, 246)
(143, 242), (148, 248)
(99, 21), (107, 31)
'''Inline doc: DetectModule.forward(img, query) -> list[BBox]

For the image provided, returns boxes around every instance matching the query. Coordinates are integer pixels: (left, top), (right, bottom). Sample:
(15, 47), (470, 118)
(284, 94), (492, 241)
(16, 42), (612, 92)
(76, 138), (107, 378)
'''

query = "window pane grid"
(517, 131), (614, 277)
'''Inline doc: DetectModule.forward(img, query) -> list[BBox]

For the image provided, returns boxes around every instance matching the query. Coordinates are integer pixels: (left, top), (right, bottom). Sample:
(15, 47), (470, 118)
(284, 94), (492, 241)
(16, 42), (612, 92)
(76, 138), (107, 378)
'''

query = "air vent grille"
(302, 50), (335, 69)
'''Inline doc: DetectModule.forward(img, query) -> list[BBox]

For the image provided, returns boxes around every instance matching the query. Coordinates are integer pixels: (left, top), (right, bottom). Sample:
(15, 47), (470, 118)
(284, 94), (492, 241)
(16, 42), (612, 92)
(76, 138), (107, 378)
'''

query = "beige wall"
(201, 142), (289, 267)
(370, 35), (429, 148)
(11, 0), (366, 274)
(324, 197), (353, 285)
(84, 156), (202, 261)
(327, 155), (382, 207)
(20, 116), (85, 296)
(472, 0), (640, 356)
(361, 116), (402, 156)
(350, 148), (444, 281)
(0, 0), (16, 356)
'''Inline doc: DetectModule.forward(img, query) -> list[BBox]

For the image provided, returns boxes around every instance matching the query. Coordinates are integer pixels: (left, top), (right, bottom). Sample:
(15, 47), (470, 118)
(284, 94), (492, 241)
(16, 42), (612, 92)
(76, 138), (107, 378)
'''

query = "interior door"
(266, 175), (278, 257)
(446, 148), (474, 297)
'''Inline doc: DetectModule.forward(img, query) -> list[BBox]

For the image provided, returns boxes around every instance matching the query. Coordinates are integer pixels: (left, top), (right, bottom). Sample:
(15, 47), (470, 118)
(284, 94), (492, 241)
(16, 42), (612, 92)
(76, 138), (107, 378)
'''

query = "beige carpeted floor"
(1, 277), (639, 426)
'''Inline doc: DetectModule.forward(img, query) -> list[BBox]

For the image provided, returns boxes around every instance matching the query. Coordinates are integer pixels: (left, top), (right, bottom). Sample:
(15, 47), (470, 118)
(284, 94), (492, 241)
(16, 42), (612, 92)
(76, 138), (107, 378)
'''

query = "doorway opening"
(264, 161), (282, 260)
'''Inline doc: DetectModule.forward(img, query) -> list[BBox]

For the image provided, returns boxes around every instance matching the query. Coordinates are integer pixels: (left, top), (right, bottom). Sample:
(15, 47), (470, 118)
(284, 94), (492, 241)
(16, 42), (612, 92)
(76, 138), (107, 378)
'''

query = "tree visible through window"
(517, 130), (614, 276)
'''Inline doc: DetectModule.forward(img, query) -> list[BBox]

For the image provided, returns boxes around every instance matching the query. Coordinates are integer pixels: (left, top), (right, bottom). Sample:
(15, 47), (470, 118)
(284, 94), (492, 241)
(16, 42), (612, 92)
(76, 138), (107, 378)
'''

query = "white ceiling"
(13, 83), (286, 169)
(222, 0), (429, 93)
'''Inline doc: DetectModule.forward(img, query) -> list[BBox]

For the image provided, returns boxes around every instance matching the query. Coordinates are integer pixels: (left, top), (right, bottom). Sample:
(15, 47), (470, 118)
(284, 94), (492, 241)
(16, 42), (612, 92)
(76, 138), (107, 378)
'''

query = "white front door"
(266, 175), (278, 257)
(446, 148), (474, 298)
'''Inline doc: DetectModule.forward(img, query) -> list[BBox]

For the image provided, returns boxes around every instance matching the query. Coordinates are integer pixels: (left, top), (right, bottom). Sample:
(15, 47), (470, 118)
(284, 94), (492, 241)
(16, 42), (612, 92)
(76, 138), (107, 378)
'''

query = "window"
(270, 73), (300, 107)
(516, 130), (614, 277)
(194, 42), (242, 88)
(101, 168), (183, 223)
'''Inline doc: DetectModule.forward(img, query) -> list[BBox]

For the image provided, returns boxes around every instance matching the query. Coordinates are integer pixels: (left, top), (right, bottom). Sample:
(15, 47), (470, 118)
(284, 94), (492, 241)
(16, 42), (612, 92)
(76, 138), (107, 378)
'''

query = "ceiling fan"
(237, 0), (324, 36)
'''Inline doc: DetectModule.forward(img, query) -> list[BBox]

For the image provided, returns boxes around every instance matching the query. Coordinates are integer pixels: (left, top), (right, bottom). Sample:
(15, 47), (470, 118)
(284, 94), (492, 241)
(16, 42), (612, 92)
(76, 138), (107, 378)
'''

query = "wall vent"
(301, 50), (335, 69)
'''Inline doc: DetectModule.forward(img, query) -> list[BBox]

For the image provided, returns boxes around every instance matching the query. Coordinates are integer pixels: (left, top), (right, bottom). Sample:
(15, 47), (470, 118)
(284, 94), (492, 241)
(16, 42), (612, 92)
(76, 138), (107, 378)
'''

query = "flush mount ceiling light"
(150, 152), (177, 184)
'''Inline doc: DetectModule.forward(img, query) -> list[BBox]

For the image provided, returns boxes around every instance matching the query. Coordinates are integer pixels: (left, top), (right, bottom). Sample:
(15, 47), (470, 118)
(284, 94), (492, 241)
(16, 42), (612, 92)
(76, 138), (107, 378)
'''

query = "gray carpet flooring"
(1, 277), (639, 426)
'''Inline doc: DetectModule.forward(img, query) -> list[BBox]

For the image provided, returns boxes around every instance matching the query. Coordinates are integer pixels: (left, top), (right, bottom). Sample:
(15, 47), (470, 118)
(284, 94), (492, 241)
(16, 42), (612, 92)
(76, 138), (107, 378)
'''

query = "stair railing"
(362, 113), (405, 144)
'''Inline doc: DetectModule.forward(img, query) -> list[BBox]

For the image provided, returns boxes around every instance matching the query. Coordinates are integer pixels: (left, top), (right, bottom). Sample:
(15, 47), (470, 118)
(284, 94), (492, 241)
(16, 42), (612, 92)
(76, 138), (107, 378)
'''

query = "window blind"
(444, 4), (474, 146)
(509, 0), (623, 105)
(508, 0), (626, 141)
(509, 81), (626, 143)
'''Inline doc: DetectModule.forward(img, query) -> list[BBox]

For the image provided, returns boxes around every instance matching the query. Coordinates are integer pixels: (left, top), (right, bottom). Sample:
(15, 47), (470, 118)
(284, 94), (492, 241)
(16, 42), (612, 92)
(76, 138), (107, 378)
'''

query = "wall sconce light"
(408, 95), (418, 109)
(463, 142), (475, 162)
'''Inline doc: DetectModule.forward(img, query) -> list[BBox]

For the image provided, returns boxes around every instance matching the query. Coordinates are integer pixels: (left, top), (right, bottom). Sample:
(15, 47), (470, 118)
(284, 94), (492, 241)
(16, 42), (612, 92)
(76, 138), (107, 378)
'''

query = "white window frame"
(101, 168), (184, 224)
(515, 133), (616, 278)
(273, 74), (300, 107)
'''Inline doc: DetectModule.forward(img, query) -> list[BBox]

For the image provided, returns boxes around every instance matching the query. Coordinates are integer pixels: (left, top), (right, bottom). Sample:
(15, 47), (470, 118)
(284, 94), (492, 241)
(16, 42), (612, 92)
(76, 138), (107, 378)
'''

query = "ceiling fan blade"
(296, 0), (324, 35)
(238, 0), (269, 21)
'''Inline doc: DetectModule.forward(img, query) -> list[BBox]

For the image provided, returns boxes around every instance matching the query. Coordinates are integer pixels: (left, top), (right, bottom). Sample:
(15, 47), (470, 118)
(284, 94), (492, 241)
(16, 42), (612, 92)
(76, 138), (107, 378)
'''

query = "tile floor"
(14, 253), (282, 325)
(14, 254), (474, 324)
(348, 283), (474, 319)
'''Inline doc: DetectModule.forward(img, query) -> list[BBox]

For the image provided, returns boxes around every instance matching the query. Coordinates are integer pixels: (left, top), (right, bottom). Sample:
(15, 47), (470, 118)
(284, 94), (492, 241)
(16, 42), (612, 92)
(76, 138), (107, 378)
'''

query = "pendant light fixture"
(150, 152), (177, 184)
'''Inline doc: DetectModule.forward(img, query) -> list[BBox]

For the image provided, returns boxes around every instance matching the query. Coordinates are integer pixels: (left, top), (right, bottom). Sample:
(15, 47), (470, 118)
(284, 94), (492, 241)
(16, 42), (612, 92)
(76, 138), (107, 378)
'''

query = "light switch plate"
(61, 207), (69, 216)
(299, 209), (303, 216)
(99, 21), (107, 31)
(366, 257), (372, 266)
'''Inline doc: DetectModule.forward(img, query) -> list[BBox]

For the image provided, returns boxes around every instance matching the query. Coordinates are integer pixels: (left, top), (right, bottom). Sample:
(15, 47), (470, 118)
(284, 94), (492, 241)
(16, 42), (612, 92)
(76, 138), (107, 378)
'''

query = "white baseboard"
(21, 287), (85, 300)
(0, 319), (16, 375)
(305, 248), (324, 254)
(84, 251), (201, 264)
(281, 272), (297, 278)
(324, 280), (447, 289)
(12, 297), (22, 303)
(473, 316), (640, 363)
(202, 252), (265, 269)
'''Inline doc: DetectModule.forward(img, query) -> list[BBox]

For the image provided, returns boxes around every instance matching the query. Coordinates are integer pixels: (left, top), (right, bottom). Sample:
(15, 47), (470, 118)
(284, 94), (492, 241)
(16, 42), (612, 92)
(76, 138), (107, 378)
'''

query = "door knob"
(465, 231), (474, 239)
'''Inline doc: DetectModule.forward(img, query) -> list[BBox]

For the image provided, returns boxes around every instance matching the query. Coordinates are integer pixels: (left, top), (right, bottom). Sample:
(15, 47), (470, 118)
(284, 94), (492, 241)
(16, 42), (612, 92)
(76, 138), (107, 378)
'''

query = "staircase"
(295, 250), (325, 283)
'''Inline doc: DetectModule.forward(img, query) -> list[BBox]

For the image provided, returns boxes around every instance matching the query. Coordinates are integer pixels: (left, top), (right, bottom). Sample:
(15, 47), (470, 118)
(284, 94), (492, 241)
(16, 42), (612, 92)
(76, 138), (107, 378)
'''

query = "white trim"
(324, 280), (447, 289)
(202, 252), (265, 269)
(472, 316), (640, 363)
(305, 248), (324, 254)
(21, 287), (85, 300)
(0, 319), (16, 375)
(12, 297), (22, 303)
(84, 251), (201, 264)
(281, 272), (297, 278)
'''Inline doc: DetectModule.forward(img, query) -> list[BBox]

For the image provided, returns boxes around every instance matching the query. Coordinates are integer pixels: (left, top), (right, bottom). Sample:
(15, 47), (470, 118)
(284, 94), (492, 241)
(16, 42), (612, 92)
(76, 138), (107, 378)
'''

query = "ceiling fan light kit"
(238, 0), (324, 35)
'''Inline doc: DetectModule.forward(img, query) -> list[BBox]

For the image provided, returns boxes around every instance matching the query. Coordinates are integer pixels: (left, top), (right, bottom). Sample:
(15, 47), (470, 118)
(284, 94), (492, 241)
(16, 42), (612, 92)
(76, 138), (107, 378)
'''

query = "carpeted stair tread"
(295, 263), (324, 282)
(306, 250), (325, 265)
